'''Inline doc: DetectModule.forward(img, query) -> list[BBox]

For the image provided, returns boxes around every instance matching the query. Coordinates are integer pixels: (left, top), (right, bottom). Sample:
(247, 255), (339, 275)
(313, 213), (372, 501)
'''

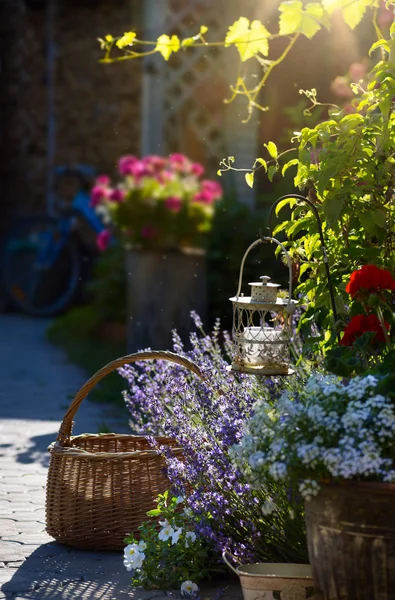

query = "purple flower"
(119, 314), (307, 564)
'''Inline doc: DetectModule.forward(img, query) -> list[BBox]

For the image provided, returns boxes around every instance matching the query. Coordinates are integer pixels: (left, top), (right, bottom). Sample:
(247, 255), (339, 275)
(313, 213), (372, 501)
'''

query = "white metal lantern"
(229, 236), (296, 375)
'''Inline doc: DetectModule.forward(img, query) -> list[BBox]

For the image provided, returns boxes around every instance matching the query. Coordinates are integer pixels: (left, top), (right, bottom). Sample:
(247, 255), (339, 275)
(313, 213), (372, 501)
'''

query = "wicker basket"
(46, 350), (204, 550)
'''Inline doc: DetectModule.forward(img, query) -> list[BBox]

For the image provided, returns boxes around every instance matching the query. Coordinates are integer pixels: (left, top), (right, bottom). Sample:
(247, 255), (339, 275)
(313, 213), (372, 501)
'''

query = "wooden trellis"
(141, 0), (259, 205)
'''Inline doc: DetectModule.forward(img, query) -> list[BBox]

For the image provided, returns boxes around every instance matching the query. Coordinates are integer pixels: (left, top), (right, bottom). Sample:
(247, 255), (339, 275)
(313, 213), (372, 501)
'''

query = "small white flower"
(159, 519), (170, 528)
(124, 543), (140, 560)
(185, 531), (197, 547)
(158, 525), (175, 542)
(181, 580), (199, 596)
(138, 540), (147, 551)
(183, 507), (193, 517)
(171, 527), (183, 544)
(123, 544), (146, 570)
(175, 496), (184, 505)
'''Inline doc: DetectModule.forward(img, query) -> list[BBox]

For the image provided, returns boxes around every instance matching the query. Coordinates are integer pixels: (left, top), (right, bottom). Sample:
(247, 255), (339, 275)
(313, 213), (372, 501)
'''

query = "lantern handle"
(236, 236), (293, 307)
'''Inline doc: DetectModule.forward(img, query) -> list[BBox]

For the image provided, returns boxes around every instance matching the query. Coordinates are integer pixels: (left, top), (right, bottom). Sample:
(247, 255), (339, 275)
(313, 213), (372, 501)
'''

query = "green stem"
(377, 304), (391, 349)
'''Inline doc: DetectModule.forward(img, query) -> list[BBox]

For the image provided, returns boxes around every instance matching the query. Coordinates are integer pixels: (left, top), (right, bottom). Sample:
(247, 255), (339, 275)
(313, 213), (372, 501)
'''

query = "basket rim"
(48, 432), (183, 460)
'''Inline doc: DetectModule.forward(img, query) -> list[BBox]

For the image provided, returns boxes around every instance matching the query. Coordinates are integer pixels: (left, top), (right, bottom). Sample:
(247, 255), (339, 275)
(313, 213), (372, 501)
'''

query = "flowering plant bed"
(232, 372), (395, 501)
(91, 153), (222, 251)
(120, 313), (308, 565)
(123, 491), (219, 591)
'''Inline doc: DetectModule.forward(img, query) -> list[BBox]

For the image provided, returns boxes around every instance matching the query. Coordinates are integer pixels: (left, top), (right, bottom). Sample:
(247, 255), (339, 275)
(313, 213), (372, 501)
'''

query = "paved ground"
(0, 315), (242, 599)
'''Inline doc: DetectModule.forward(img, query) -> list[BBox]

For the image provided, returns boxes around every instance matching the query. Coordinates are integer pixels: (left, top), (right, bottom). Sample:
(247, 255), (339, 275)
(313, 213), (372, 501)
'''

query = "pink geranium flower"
(143, 155), (167, 170)
(141, 225), (157, 239)
(110, 188), (126, 203)
(193, 191), (214, 204)
(96, 229), (111, 251)
(201, 180), (222, 200)
(165, 196), (182, 213)
(118, 155), (138, 176)
(96, 175), (110, 186)
(90, 185), (110, 207)
(191, 162), (205, 177)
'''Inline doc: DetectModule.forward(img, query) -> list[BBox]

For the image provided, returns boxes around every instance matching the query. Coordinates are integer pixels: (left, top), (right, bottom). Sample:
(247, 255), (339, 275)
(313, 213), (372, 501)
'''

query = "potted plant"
(90, 154), (222, 351)
(232, 266), (395, 599)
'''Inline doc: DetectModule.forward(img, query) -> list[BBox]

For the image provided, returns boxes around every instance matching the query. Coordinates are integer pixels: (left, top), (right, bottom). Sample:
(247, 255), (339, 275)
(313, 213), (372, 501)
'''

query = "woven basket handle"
(57, 350), (205, 444)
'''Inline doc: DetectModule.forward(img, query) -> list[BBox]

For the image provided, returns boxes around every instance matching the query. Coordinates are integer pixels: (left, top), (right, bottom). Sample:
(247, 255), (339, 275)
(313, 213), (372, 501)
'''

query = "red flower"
(340, 313), (389, 346)
(346, 264), (395, 299)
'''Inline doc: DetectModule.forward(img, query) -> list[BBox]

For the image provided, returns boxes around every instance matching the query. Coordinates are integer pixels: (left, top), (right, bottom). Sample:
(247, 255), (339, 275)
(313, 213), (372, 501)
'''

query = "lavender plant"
(119, 313), (308, 564)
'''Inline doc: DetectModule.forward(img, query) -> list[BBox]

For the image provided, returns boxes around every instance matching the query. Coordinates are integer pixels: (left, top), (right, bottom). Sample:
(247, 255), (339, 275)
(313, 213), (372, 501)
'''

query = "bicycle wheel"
(1, 217), (82, 317)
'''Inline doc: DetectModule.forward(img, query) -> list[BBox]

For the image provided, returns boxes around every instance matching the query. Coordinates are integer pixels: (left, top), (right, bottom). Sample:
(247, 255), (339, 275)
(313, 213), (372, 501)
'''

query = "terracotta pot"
(305, 481), (395, 600)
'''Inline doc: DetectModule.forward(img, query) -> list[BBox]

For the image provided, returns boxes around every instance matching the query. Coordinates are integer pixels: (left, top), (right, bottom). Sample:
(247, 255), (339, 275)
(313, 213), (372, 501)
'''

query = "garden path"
(0, 315), (242, 599)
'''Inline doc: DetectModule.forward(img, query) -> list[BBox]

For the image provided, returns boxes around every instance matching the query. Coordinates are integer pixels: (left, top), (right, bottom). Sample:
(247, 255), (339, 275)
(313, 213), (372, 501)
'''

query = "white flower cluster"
(123, 540), (147, 571)
(232, 374), (395, 500)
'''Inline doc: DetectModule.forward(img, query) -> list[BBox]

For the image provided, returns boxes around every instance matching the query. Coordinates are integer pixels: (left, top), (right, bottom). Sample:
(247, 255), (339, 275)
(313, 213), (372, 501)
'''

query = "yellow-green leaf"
(369, 39), (390, 55)
(254, 158), (267, 171)
(264, 141), (278, 159)
(200, 25), (208, 35)
(105, 34), (114, 43)
(116, 31), (136, 49)
(217, 170), (222, 177)
(155, 34), (180, 60)
(279, 2), (325, 39)
(322, 0), (371, 30)
(245, 172), (254, 188)
(181, 37), (194, 47)
(225, 17), (270, 62)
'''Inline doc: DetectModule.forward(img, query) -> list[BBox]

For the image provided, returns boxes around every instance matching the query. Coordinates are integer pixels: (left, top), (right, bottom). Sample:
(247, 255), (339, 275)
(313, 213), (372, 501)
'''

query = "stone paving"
(0, 315), (242, 600)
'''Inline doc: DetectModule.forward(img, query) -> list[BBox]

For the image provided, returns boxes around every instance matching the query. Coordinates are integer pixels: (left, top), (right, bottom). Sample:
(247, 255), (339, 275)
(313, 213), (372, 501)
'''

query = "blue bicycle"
(2, 165), (108, 316)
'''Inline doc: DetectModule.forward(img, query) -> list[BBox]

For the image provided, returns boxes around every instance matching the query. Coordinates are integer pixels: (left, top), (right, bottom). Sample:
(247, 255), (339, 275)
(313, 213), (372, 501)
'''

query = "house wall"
(0, 0), (142, 224)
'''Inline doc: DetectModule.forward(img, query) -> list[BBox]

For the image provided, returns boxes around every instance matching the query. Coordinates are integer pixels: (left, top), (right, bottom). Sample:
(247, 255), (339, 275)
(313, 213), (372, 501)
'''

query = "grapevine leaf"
(245, 172), (254, 188)
(225, 17), (270, 62)
(369, 39), (390, 56)
(155, 34), (180, 60)
(322, 0), (372, 30)
(279, 2), (325, 39)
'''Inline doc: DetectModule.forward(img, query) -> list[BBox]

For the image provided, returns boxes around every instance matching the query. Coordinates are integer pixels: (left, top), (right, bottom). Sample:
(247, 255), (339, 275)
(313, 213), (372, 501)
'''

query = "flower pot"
(223, 553), (319, 600)
(305, 481), (395, 600)
(125, 247), (207, 352)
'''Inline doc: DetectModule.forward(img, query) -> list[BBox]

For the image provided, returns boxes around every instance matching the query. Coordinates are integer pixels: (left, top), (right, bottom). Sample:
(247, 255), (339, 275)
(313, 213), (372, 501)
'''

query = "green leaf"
(268, 165), (278, 181)
(245, 172), (254, 188)
(323, 194), (344, 225)
(279, 2), (325, 39)
(254, 158), (267, 171)
(264, 141), (278, 159)
(322, 0), (371, 30)
(282, 158), (299, 175)
(155, 34), (180, 60)
(360, 211), (376, 234)
(146, 509), (162, 516)
(369, 39), (390, 56)
(372, 208), (387, 229)
(225, 17), (270, 62)
(391, 21), (395, 37)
